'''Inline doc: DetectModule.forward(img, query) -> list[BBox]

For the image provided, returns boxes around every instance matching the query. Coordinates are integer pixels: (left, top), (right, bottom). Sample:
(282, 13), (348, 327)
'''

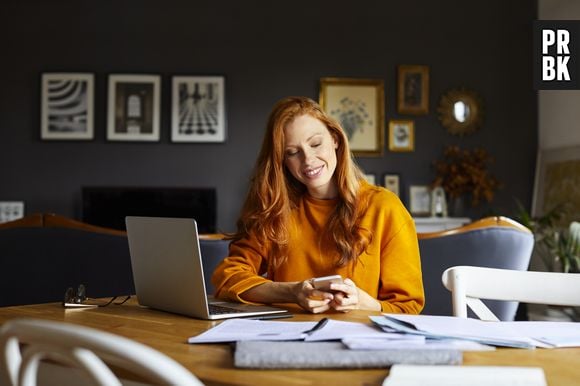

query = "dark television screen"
(82, 187), (217, 233)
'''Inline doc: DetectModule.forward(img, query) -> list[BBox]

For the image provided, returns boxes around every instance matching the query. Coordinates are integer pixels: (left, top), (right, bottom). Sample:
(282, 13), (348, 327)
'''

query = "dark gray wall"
(0, 0), (537, 232)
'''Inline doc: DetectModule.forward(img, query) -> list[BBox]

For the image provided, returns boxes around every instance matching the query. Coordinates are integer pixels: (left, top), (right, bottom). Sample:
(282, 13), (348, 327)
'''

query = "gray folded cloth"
(234, 341), (462, 369)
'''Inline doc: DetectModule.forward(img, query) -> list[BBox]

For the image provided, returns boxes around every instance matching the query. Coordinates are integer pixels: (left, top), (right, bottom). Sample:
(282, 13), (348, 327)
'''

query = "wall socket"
(0, 201), (25, 223)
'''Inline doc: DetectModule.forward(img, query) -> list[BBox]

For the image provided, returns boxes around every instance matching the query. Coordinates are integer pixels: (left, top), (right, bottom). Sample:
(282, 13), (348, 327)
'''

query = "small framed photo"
(319, 77), (384, 157)
(0, 201), (24, 223)
(388, 120), (415, 152)
(41, 73), (94, 140)
(171, 76), (226, 143)
(107, 74), (161, 141)
(409, 185), (431, 216)
(363, 173), (376, 185)
(384, 174), (400, 197)
(397, 65), (429, 115)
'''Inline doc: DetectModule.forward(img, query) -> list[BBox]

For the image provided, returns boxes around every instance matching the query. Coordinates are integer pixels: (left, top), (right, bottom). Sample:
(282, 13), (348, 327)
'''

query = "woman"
(212, 96), (424, 314)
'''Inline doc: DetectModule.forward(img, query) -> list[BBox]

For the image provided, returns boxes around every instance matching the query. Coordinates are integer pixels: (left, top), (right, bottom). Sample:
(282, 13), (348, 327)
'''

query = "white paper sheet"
(188, 317), (424, 344)
(304, 319), (410, 341)
(372, 314), (580, 348)
(188, 318), (316, 343)
(372, 314), (542, 348)
(343, 338), (494, 351)
(383, 365), (547, 386)
(501, 321), (580, 347)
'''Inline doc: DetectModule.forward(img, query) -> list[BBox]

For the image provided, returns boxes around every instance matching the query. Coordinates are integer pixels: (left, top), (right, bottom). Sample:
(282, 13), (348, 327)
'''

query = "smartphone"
(312, 275), (344, 291)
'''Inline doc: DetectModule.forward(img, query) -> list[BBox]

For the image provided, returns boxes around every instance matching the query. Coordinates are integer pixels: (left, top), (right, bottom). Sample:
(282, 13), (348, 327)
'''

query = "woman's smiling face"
(283, 114), (339, 199)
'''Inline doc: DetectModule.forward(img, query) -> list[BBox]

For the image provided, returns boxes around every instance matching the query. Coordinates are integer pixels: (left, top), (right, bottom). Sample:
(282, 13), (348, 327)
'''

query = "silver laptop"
(125, 216), (290, 320)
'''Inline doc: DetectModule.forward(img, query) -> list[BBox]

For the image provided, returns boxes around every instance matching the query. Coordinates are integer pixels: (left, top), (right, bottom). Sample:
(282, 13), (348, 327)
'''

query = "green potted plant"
(516, 203), (580, 274)
(516, 202), (580, 321)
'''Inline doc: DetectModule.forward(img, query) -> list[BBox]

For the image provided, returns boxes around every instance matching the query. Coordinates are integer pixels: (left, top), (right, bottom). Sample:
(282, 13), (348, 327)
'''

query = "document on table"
(372, 314), (580, 349)
(304, 319), (416, 341)
(188, 319), (316, 343)
(188, 318), (431, 344)
(371, 314), (537, 348)
(343, 338), (494, 351)
(383, 365), (547, 386)
(500, 321), (580, 348)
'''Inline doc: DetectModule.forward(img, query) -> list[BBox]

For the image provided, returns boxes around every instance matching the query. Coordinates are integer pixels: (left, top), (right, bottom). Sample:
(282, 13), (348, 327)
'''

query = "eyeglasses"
(63, 284), (131, 308)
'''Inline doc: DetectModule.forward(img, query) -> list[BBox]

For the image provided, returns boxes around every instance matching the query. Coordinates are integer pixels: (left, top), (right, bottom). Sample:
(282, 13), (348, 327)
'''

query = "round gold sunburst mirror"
(437, 88), (483, 136)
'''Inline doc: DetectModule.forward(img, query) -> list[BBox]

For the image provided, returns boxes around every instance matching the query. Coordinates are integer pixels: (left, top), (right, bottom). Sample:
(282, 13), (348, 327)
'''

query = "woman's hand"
(241, 278), (381, 313)
(293, 280), (335, 314)
(328, 278), (382, 312)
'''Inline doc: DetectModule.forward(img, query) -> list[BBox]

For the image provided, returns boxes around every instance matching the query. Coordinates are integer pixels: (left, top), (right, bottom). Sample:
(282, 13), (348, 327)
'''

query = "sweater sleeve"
(211, 235), (272, 304)
(377, 214), (425, 314)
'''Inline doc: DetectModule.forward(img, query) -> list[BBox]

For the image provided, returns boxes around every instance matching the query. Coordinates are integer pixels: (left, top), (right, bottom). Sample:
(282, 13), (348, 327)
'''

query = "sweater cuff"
(227, 277), (272, 305)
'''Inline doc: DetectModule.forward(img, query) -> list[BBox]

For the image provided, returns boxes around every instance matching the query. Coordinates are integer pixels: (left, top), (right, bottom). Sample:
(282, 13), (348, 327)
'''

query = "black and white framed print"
(409, 185), (431, 216)
(171, 76), (226, 143)
(107, 74), (160, 141)
(41, 73), (94, 140)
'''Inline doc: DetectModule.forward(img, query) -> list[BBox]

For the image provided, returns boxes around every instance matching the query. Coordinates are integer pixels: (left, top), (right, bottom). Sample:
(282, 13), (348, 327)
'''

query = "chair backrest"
(0, 214), (135, 307)
(0, 214), (43, 230)
(0, 213), (228, 306)
(0, 318), (202, 386)
(442, 265), (580, 321)
(199, 238), (230, 295)
(418, 216), (534, 321)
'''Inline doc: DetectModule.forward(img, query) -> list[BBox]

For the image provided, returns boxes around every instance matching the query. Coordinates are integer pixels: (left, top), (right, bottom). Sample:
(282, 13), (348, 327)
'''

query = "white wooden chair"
(0, 318), (203, 386)
(442, 265), (580, 321)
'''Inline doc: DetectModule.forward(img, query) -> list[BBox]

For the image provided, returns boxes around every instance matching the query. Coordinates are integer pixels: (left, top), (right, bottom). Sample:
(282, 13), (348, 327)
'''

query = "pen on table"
(303, 317), (329, 336)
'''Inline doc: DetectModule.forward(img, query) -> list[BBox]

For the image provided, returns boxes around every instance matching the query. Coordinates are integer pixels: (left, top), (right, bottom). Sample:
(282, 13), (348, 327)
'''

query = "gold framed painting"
(397, 65), (429, 115)
(388, 120), (415, 152)
(319, 77), (384, 157)
(532, 145), (580, 225)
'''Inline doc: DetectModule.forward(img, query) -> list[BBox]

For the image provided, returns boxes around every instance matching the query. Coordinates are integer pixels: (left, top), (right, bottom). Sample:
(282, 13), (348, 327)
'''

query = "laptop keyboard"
(209, 303), (247, 315)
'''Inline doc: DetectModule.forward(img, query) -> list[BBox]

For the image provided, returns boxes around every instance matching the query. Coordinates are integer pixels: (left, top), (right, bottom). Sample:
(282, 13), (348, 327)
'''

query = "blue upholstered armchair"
(418, 216), (534, 321)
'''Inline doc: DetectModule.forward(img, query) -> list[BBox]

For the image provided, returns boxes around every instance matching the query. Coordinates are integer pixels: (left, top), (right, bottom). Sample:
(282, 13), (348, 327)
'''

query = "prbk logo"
(534, 21), (580, 90)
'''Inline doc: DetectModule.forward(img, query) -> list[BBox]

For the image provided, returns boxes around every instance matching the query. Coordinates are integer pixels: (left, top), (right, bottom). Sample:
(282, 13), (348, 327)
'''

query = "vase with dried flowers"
(431, 145), (501, 215)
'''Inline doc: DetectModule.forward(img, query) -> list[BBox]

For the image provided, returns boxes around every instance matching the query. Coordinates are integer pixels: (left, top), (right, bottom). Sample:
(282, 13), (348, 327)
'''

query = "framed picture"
(319, 77), (384, 157)
(363, 173), (376, 185)
(409, 185), (431, 216)
(388, 120), (415, 152)
(171, 76), (226, 142)
(384, 174), (400, 197)
(0, 201), (24, 223)
(532, 145), (580, 225)
(41, 73), (94, 140)
(107, 74), (160, 141)
(397, 65), (429, 115)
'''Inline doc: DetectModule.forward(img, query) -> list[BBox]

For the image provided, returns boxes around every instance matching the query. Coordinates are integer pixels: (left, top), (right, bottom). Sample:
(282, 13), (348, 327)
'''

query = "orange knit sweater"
(212, 184), (425, 314)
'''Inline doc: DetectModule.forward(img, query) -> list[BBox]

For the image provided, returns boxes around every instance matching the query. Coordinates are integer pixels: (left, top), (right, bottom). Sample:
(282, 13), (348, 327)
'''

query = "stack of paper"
(190, 318), (469, 368)
(188, 317), (493, 353)
(188, 318), (418, 343)
(372, 314), (580, 349)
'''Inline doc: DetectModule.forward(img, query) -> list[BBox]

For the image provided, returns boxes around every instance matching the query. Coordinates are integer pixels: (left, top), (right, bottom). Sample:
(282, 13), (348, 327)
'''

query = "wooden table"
(1, 300), (579, 386)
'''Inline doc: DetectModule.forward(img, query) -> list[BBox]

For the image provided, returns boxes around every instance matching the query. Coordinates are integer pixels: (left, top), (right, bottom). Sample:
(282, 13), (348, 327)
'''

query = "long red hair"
(232, 96), (371, 268)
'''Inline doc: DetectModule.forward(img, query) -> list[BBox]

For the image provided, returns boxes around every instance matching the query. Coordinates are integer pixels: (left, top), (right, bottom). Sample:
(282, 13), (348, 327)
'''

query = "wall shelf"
(414, 217), (471, 233)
